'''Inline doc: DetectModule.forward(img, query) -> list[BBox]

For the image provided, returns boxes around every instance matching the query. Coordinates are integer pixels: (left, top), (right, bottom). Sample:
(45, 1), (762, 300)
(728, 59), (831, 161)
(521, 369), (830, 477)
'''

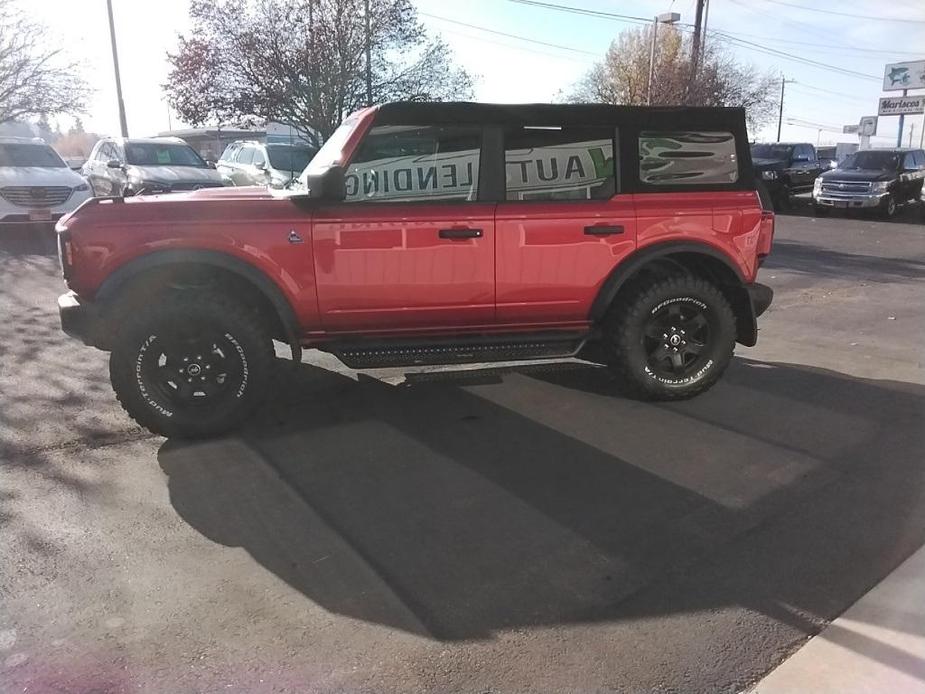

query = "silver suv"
(216, 141), (317, 188)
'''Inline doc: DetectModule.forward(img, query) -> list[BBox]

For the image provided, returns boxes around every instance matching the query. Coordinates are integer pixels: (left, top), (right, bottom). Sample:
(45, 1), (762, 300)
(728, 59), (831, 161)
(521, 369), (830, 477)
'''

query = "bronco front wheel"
(109, 293), (274, 438)
(603, 274), (737, 400)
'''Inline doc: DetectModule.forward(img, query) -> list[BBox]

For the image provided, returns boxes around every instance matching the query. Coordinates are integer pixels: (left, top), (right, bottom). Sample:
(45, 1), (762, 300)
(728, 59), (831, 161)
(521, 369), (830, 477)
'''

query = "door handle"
(584, 224), (624, 236)
(439, 228), (483, 239)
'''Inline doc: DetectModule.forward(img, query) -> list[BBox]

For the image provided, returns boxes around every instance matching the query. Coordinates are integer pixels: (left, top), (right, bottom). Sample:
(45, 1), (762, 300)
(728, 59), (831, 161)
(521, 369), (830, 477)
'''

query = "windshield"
(750, 144), (793, 160)
(298, 116), (361, 186)
(125, 142), (207, 167)
(267, 145), (316, 174)
(0, 143), (66, 168)
(839, 150), (900, 171)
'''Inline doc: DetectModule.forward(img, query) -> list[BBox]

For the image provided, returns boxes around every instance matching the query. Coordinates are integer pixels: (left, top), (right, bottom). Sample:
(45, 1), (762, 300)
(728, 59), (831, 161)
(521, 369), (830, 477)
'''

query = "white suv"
(0, 137), (92, 226)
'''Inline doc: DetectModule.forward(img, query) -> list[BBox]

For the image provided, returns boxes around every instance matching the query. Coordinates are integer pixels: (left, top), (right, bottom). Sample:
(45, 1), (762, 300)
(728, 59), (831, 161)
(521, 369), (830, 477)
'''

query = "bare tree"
(164, 0), (474, 146)
(0, 0), (87, 124)
(570, 25), (777, 130)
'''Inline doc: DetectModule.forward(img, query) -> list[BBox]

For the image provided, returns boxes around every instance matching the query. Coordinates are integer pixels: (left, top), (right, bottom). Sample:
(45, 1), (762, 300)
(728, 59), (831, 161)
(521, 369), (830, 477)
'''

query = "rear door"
(494, 123), (634, 324)
(232, 145), (255, 186)
(311, 123), (495, 331)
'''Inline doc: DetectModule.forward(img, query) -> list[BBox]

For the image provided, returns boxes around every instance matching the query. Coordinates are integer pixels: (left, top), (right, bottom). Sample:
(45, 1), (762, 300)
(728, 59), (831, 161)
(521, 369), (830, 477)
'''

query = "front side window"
(219, 144), (238, 162)
(345, 125), (481, 203)
(0, 143), (67, 168)
(902, 152), (917, 170)
(640, 131), (738, 185)
(236, 146), (254, 165)
(125, 142), (206, 168)
(252, 148), (265, 167)
(504, 125), (615, 201)
(913, 151), (925, 167)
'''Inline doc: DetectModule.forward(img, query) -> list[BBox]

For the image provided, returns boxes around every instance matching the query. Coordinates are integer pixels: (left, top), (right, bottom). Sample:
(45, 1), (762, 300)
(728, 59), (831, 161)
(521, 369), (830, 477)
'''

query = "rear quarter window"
(638, 131), (739, 186)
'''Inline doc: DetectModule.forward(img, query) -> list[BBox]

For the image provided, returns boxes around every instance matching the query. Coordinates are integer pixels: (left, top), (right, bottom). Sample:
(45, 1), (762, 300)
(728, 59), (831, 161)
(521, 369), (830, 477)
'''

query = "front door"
(311, 123), (495, 331)
(495, 123), (635, 324)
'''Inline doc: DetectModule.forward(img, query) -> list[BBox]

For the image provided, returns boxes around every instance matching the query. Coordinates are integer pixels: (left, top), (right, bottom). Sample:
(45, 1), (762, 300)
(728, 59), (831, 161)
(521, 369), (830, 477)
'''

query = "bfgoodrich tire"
(603, 274), (737, 400)
(109, 292), (274, 438)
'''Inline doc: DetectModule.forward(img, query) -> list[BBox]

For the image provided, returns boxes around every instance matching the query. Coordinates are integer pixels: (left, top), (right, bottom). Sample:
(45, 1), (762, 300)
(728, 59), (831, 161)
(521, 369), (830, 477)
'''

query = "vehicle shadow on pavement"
(157, 356), (925, 648)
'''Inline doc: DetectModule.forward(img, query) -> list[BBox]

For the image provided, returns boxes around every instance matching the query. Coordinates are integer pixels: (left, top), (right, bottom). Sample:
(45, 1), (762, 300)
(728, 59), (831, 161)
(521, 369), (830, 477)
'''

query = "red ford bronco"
(57, 102), (774, 438)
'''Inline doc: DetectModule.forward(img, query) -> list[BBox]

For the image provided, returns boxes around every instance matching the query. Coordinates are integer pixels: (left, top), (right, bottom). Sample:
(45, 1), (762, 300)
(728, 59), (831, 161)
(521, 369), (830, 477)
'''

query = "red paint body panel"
(495, 198), (636, 322)
(311, 203), (495, 329)
(632, 191), (763, 282)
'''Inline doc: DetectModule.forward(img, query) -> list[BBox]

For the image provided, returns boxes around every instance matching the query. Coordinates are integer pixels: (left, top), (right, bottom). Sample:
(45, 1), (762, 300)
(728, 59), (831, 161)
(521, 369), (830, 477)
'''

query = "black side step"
(329, 332), (589, 369)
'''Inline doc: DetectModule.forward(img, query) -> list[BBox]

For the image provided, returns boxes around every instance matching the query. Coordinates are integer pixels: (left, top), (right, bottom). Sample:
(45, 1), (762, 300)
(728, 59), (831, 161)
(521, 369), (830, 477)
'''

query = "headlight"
(74, 183), (90, 192)
(761, 170), (778, 180)
(813, 178), (823, 193)
(871, 181), (890, 193)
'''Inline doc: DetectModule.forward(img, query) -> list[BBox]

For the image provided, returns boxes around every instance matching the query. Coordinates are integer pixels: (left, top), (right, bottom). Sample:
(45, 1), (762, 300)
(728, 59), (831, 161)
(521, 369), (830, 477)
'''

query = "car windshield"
(750, 144), (793, 160)
(839, 150), (900, 171)
(0, 143), (67, 168)
(267, 145), (316, 174)
(125, 142), (207, 167)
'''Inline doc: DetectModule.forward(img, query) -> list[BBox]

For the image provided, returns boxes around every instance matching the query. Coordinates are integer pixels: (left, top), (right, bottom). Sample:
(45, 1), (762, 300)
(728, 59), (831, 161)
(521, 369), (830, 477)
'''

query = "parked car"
(813, 148), (925, 218)
(750, 142), (827, 210)
(217, 140), (317, 188)
(0, 137), (92, 227)
(82, 137), (226, 196)
(56, 102), (774, 438)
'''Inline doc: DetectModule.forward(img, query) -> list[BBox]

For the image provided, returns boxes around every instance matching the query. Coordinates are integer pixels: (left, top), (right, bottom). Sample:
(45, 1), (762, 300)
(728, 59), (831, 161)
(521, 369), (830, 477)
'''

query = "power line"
(788, 83), (870, 105)
(506, 0), (883, 82)
(435, 26), (595, 64)
(756, 0), (925, 24)
(419, 12), (598, 55)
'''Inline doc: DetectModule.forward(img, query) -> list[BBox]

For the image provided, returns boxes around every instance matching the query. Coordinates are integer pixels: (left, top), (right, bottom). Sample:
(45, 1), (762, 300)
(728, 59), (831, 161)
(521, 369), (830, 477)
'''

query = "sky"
(28, 0), (925, 146)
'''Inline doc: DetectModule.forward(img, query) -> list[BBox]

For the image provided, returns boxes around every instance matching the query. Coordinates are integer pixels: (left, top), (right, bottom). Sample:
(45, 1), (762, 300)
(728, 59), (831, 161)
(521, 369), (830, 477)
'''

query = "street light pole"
(646, 12), (680, 106)
(106, 0), (128, 137)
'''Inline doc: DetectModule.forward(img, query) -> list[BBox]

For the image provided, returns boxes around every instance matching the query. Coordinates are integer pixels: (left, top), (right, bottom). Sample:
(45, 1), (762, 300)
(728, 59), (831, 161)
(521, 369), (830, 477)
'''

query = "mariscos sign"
(878, 95), (925, 117)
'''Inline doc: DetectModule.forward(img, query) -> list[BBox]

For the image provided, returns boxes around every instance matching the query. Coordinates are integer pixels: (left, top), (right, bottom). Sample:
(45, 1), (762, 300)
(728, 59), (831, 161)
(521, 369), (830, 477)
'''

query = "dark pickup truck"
(750, 142), (827, 210)
(812, 148), (925, 219)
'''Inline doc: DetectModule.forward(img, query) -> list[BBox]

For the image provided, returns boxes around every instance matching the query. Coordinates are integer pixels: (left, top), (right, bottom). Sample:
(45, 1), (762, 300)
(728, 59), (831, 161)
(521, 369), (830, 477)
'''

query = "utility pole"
(690, 0), (707, 76)
(364, 0), (372, 107)
(106, 0), (128, 137)
(776, 75), (793, 143)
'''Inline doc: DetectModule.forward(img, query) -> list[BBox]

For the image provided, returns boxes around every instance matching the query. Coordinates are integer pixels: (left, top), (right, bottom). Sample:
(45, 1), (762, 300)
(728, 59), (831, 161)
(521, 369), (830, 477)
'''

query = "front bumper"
(813, 192), (887, 209)
(58, 292), (101, 346)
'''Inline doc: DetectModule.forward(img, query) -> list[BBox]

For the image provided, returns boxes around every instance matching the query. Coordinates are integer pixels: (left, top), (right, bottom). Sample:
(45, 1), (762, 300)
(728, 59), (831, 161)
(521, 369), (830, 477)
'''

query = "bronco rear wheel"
(109, 292), (274, 438)
(603, 274), (736, 400)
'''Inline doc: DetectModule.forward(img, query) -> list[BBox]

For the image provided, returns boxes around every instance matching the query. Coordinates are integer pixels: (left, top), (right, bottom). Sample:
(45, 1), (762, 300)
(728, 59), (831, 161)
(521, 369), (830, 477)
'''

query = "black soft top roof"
(375, 101), (748, 130)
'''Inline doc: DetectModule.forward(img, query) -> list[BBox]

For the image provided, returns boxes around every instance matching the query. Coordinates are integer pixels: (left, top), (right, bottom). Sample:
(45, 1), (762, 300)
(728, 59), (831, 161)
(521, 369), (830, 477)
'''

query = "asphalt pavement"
(1, 206), (924, 693)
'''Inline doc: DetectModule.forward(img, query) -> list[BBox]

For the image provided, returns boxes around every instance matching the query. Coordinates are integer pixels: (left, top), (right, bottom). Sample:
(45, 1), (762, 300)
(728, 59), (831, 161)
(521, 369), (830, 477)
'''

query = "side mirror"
(305, 165), (346, 201)
(255, 160), (266, 170)
(107, 159), (123, 169)
(206, 160), (217, 169)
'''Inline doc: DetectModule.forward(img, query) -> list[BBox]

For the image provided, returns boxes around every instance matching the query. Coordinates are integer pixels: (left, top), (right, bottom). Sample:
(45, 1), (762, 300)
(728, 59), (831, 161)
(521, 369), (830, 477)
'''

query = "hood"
(751, 157), (788, 170)
(819, 168), (895, 182)
(124, 185), (274, 204)
(126, 165), (224, 184)
(0, 166), (88, 187)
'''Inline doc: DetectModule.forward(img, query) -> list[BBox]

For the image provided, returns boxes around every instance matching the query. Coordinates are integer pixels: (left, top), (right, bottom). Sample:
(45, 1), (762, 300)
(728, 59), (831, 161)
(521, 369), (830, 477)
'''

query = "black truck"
(812, 148), (925, 219)
(750, 142), (827, 210)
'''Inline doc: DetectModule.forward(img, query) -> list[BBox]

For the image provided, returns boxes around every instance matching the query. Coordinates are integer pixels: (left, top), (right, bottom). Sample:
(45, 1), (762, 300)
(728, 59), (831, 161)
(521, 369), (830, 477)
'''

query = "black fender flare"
(589, 241), (758, 346)
(95, 249), (302, 360)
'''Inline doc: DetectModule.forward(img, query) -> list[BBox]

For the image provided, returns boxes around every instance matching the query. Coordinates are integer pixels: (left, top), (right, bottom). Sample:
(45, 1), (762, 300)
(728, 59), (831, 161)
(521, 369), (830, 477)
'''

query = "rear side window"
(345, 125), (481, 203)
(639, 131), (738, 185)
(504, 125), (615, 201)
(252, 148), (265, 166)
